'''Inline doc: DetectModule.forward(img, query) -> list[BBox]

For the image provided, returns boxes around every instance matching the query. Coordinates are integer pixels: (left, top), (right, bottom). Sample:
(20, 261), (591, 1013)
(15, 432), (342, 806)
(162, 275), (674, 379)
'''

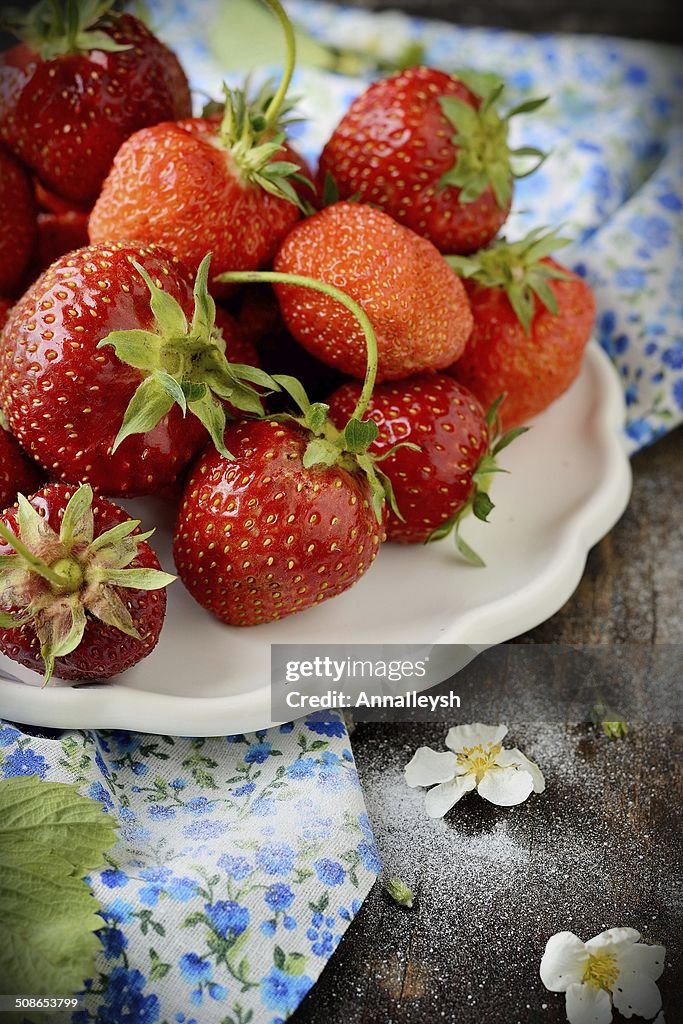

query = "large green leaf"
(0, 777), (118, 997)
(211, 0), (332, 72)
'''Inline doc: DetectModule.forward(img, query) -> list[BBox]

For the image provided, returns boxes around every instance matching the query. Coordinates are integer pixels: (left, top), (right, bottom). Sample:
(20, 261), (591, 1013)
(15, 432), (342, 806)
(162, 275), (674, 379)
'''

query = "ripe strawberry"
(0, 2), (191, 206)
(447, 229), (596, 428)
(0, 483), (173, 683)
(272, 201), (473, 381)
(0, 144), (36, 295)
(0, 419), (42, 509)
(318, 67), (546, 254)
(0, 243), (270, 496)
(174, 420), (384, 626)
(175, 269), (400, 626)
(89, 110), (308, 286)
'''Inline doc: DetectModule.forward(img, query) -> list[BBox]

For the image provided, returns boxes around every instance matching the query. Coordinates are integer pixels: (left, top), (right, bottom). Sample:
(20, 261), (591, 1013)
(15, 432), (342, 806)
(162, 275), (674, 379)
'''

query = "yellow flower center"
(457, 742), (502, 783)
(582, 952), (619, 991)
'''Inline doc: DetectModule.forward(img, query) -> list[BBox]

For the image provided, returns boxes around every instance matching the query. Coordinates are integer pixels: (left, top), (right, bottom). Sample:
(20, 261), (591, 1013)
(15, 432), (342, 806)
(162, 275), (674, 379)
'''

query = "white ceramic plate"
(0, 341), (631, 735)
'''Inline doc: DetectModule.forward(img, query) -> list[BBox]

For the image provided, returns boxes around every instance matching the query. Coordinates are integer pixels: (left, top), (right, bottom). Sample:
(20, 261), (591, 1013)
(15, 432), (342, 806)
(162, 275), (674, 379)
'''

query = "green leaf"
(188, 391), (230, 459)
(455, 528), (486, 568)
(302, 438), (338, 469)
(272, 374), (312, 416)
(284, 952), (307, 976)
(190, 253), (216, 340)
(273, 945), (286, 970)
(155, 371), (187, 414)
(59, 484), (94, 551)
(507, 96), (549, 117)
(17, 493), (58, 551)
(99, 568), (176, 591)
(132, 261), (188, 338)
(96, 330), (161, 371)
(112, 375), (175, 453)
(384, 876), (414, 908)
(307, 403), (329, 435)
(472, 491), (494, 522)
(343, 418), (379, 453)
(0, 777), (117, 870)
(438, 95), (479, 135)
(210, 0), (333, 73)
(0, 778), (117, 997)
(492, 426), (529, 456)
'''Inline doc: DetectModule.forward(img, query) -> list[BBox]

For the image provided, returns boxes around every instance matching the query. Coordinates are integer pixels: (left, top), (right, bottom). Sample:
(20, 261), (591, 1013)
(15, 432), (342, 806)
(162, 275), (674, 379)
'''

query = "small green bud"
(591, 701), (629, 740)
(384, 877), (415, 909)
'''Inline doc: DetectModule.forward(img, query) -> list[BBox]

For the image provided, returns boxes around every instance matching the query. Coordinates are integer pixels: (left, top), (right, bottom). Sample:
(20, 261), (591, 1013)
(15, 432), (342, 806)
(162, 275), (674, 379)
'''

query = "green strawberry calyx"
(216, 270), (418, 524)
(427, 396), (528, 567)
(0, 0), (131, 60)
(0, 484), (174, 685)
(97, 254), (277, 460)
(212, 0), (313, 209)
(446, 226), (573, 335)
(438, 71), (548, 208)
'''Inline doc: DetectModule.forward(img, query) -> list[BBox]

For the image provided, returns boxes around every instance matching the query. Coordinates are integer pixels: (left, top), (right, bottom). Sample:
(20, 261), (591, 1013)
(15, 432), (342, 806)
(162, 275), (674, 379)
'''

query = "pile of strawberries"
(0, 0), (595, 684)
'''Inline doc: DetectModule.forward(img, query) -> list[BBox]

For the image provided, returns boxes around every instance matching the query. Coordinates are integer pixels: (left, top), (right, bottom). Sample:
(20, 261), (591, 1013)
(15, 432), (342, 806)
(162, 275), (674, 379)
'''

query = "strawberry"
(0, 482), (173, 683)
(174, 270), (401, 626)
(88, 109), (308, 287)
(89, 3), (313, 283)
(446, 229), (596, 428)
(318, 67), (546, 254)
(0, 243), (271, 496)
(0, 1), (191, 206)
(272, 201), (473, 381)
(328, 375), (525, 564)
(174, 419), (384, 626)
(0, 418), (42, 509)
(0, 144), (37, 295)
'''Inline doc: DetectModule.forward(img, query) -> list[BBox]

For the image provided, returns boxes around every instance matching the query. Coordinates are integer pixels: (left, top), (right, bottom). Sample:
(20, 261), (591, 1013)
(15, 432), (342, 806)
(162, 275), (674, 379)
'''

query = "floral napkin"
(3, 3), (683, 1023)
(0, 716), (379, 1023)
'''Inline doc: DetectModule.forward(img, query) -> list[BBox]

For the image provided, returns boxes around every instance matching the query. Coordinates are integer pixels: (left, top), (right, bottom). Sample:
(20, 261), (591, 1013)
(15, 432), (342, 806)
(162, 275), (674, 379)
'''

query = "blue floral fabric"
(151, 0), (683, 451)
(0, 717), (377, 1023)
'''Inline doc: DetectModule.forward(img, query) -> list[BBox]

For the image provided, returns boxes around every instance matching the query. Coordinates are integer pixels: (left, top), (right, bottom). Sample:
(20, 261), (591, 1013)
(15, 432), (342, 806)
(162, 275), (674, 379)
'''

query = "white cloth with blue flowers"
(3, 5), (683, 1024)
(0, 717), (378, 1023)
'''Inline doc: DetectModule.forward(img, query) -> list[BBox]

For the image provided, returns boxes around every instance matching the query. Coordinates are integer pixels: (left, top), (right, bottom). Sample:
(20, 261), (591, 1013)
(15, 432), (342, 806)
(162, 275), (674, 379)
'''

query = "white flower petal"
(616, 942), (666, 981)
(477, 765), (534, 806)
(585, 928), (641, 953)
(612, 972), (662, 1020)
(404, 747), (456, 788)
(495, 747), (546, 793)
(540, 932), (589, 991)
(565, 982), (613, 1024)
(424, 774), (476, 818)
(445, 722), (508, 753)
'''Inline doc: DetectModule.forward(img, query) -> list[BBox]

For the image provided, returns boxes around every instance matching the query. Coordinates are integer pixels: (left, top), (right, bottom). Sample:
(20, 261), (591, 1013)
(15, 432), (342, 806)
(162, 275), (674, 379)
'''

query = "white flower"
(404, 723), (545, 816)
(540, 928), (666, 1024)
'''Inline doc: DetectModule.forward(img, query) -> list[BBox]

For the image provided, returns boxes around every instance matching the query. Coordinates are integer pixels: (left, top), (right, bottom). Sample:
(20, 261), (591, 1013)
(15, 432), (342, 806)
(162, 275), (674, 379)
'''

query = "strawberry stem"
(0, 519), (70, 589)
(260, 0), (297, 130)
(216, 270), (379, 421)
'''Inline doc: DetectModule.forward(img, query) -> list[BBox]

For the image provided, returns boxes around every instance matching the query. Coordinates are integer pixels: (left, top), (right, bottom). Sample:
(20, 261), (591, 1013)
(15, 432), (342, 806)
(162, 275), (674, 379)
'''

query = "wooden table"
(291, 426), (683, 1022)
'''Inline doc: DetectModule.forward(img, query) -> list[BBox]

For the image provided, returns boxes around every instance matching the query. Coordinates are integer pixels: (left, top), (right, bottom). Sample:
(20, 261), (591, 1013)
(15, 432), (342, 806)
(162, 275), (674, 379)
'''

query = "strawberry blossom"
(404, 723), (545, 815)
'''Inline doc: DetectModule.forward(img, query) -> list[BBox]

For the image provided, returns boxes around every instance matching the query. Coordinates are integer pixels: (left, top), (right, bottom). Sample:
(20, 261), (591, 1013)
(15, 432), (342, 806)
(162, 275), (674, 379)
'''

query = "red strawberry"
(32, 208), (90, 277)
(0, 243), (269, 496)
(174, 420), (384, 626)
(174, 268), (401, 626)
(327, 375), (490, 544)
(0, 3), (191, 206)
(0, 420), (42, 509)
(272, 201), (473, 381)
(318, 67), (546, 254)
(447, 229), (596, 428)
(34, 180), (89, 216)
(89, 112), (308, 287)
(0, 144), (36, 295)
(0, 482), (173, 682)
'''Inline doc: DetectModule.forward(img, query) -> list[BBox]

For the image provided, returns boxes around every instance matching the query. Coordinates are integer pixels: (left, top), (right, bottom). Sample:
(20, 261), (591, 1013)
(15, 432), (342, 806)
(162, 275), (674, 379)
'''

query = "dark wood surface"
(335, 0), (683, 43)
(291, 428), (683, 1022)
